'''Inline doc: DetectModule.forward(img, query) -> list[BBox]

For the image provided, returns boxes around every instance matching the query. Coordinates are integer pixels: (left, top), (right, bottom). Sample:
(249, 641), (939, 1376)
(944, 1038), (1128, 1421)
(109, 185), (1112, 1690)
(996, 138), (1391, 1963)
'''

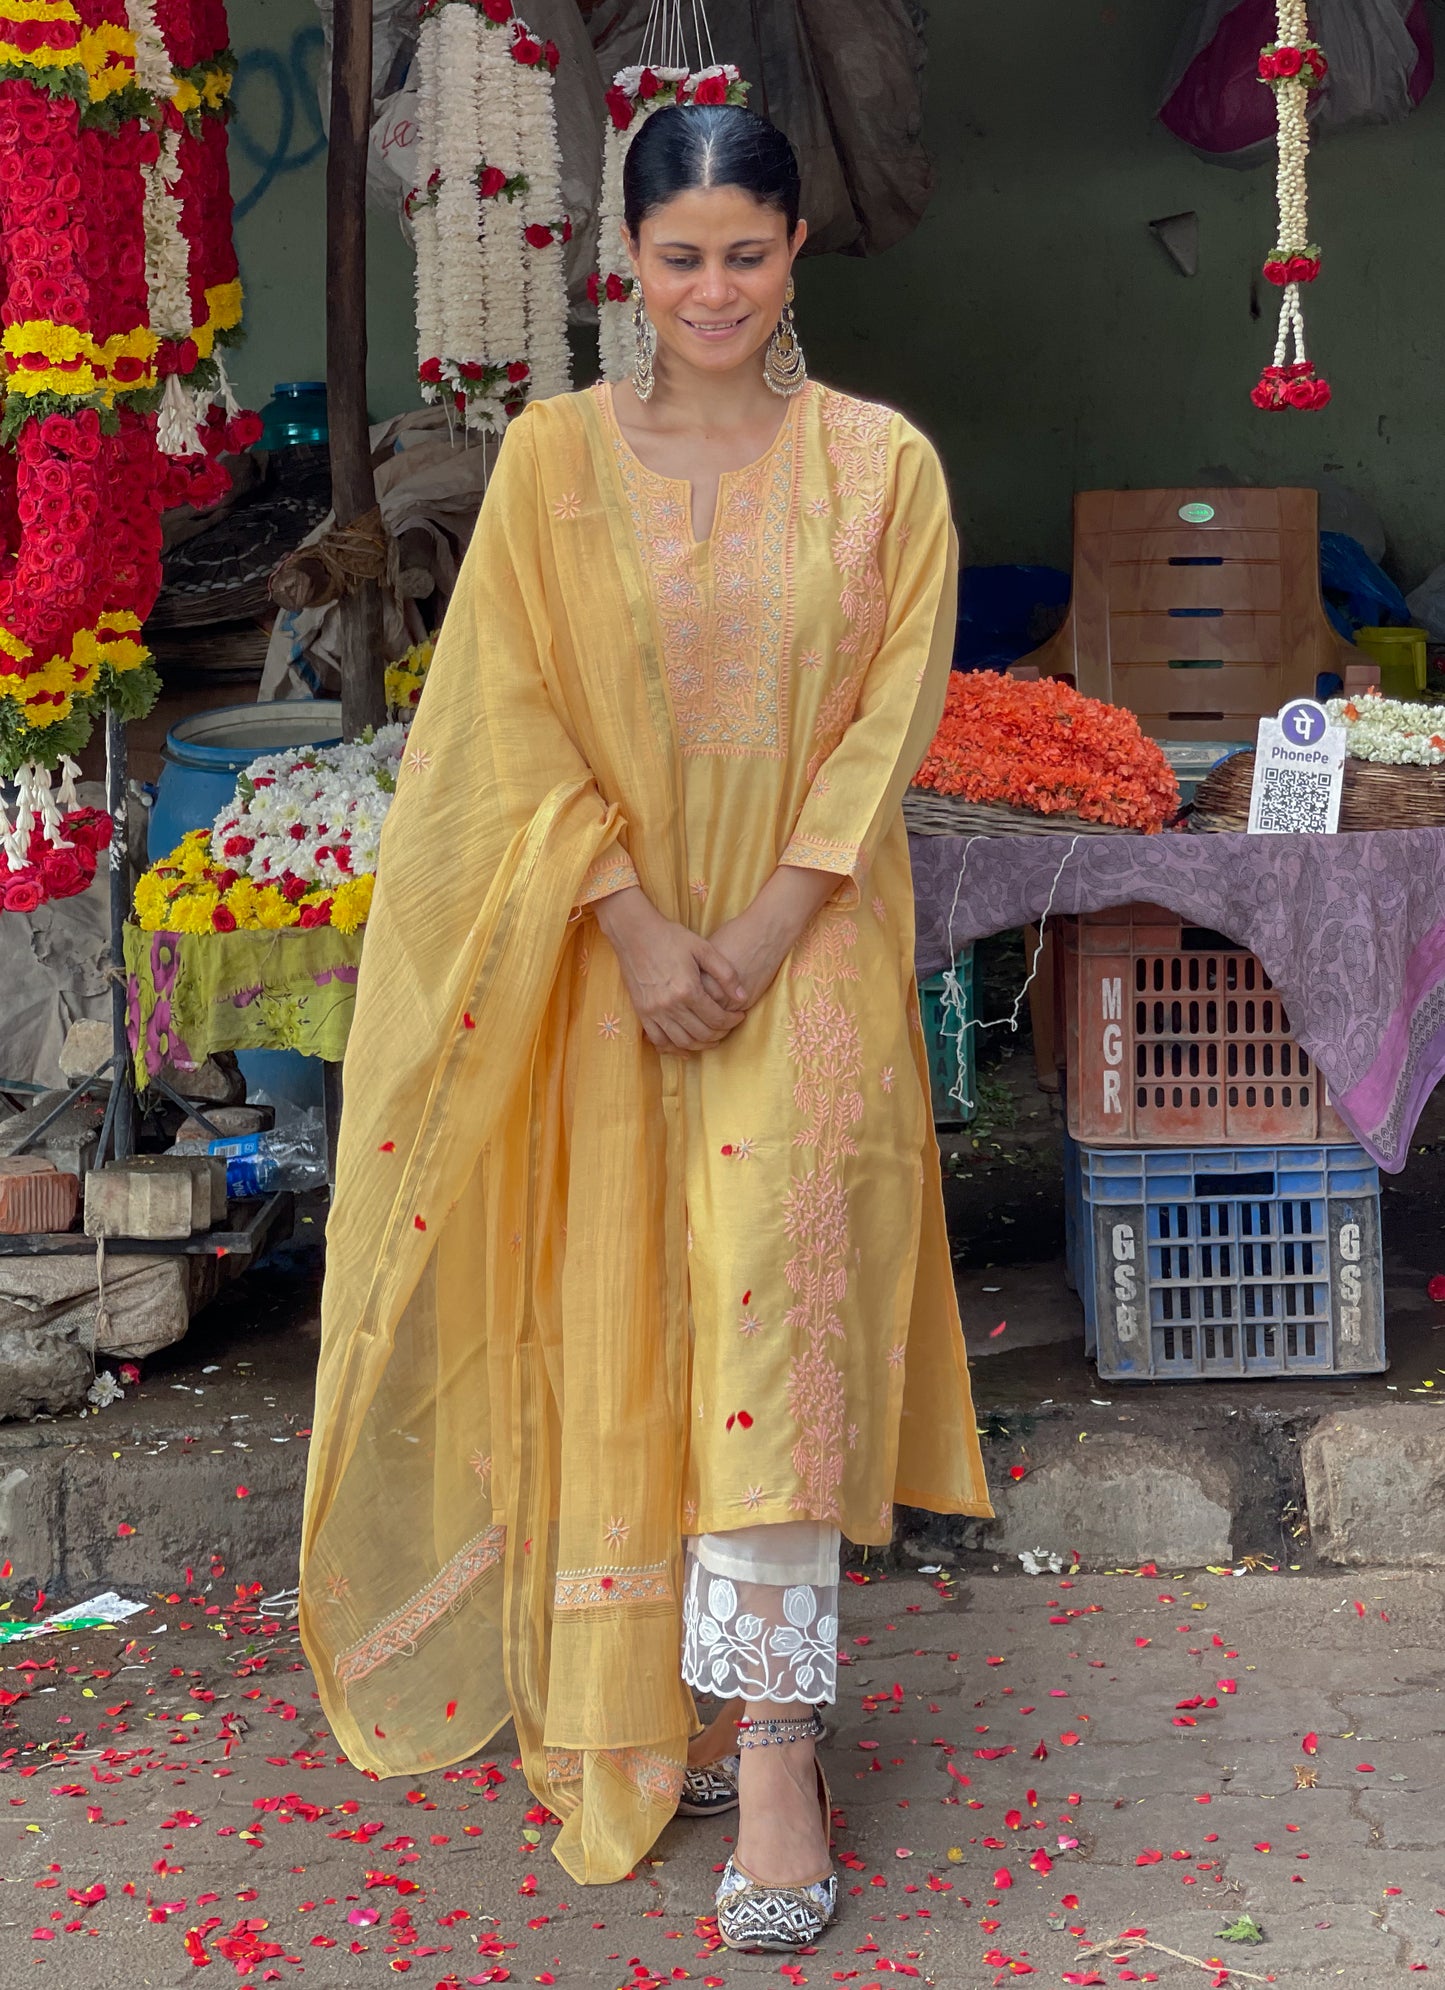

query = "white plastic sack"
(1159, 0), (1433, 166)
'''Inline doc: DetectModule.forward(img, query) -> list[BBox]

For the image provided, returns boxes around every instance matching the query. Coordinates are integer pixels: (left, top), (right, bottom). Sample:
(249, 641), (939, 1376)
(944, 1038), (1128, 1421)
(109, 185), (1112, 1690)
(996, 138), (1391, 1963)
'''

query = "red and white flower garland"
(1252, 0), (1331, 412)
(0, 0), (251, 914)
(591, 63), (749, 383)
(410, 0), (569, 433)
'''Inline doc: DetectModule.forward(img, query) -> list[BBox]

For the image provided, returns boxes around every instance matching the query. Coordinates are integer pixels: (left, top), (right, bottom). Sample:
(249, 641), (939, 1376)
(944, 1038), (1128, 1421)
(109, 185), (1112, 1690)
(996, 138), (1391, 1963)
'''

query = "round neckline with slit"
(599, 379), (809, 547)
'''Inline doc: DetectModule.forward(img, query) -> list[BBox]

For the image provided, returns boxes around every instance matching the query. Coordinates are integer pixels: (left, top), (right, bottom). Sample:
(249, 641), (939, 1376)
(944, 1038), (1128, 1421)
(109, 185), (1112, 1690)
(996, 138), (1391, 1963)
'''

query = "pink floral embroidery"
(880, 1065), (895, 1092)
(603, 384), (802, 757)
(599, 1746), (685, 1809)
(598, 1013), (622, 1039)
(784, 913), (864, 1521)
(603, 1515), (630, 1545)
(552, 491), (582, 520)
(334, 1523), (507, 1688)
(799, 392), (893, 787)
(554, 1562), (672, 1610)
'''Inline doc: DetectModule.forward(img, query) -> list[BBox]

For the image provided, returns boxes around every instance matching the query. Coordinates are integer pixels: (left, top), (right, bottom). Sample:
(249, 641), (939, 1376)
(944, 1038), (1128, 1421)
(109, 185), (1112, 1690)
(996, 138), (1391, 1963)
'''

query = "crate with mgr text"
(1066, 1136), (1384, 1382)
(1063, 903), (1348, 1147)
(918, 951), (976, 1128)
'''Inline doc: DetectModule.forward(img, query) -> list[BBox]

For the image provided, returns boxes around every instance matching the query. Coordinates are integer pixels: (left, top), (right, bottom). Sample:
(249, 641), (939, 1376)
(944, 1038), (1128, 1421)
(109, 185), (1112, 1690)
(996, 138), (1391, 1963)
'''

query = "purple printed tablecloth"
(909, 828), (1445, 1174)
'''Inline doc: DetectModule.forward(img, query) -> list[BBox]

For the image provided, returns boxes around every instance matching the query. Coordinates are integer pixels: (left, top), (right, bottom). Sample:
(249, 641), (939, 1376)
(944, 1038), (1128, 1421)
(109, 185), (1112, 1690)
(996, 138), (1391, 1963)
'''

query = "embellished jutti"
(299, 380), (992, 1885)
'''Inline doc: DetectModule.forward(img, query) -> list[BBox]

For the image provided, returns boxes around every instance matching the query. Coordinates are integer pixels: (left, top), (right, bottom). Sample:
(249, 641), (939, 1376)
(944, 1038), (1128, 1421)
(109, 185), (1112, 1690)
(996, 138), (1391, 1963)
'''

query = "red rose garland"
(0, 0), (252, 918)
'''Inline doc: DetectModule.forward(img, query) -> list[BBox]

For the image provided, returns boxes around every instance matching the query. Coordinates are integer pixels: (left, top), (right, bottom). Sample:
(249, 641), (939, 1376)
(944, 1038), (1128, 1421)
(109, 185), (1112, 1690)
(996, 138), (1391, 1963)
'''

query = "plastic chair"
(1017, 488), (1358, 740)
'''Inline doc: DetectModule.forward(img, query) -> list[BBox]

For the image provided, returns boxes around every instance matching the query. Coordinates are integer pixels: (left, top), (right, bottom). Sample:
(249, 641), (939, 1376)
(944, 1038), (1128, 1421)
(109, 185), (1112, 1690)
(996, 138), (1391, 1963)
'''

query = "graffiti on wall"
(230, 23), (328, 224)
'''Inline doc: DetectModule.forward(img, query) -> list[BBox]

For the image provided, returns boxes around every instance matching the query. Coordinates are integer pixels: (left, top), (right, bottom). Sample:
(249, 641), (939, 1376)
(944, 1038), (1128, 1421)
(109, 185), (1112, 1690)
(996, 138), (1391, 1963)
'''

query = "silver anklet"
(735, 1708), (824, 1750)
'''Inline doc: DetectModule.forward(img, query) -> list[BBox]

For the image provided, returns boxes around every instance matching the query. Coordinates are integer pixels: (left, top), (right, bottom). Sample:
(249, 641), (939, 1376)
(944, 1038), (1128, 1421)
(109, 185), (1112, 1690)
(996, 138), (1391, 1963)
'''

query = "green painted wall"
(228, 0), (420, 420)
(227, 0), (1445, 586)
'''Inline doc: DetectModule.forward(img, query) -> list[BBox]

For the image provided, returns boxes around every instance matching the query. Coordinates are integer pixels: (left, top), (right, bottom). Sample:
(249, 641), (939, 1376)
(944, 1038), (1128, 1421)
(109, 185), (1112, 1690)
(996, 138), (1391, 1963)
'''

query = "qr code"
(1257, 764), (1334, 833)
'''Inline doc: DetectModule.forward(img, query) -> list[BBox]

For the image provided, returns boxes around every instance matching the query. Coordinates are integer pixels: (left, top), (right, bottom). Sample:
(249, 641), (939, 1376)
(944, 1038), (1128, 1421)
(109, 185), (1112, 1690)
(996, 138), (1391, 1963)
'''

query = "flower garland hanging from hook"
(1252, 0), (1331, 411)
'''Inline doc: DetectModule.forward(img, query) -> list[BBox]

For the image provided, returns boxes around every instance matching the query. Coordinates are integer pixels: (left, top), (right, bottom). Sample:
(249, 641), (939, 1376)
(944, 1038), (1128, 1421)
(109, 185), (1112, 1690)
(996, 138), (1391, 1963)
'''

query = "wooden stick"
(326, 0), (385, 740)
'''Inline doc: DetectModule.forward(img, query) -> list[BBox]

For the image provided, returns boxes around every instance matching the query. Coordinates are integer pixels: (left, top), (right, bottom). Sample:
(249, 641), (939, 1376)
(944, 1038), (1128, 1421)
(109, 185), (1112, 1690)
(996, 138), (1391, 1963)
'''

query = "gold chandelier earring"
(632, 291), (657, 402)
(764, 277), (807, 397)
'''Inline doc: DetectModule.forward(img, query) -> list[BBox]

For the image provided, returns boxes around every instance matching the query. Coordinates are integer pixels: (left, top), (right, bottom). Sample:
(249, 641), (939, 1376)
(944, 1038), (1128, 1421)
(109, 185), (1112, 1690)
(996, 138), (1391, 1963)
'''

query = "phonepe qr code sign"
(1246, 697), (1346, 836)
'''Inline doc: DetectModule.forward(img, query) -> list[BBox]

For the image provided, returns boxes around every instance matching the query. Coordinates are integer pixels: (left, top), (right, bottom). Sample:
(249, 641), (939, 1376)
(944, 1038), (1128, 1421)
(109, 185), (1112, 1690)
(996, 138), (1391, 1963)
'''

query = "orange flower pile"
(914, 672), (1180, 833)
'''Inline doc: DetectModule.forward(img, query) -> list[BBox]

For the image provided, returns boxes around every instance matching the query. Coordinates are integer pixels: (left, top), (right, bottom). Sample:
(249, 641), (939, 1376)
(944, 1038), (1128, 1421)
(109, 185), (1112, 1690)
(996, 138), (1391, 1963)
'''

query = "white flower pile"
(1324, 693), (1445, 767)
(211, 727), (409, 889)
(411, 0), (571, 433)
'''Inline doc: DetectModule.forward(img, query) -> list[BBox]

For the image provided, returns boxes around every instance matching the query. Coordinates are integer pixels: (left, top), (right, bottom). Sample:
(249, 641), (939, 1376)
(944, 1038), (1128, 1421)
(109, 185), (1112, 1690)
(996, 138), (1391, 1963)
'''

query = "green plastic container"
(919, 950), (976, 1127)
(1353, 626), (1428, 700)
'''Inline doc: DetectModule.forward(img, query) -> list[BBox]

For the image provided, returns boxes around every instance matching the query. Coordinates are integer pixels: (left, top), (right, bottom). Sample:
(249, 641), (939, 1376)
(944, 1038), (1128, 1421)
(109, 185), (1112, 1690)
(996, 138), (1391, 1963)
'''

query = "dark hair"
(622, 103), (801, 237)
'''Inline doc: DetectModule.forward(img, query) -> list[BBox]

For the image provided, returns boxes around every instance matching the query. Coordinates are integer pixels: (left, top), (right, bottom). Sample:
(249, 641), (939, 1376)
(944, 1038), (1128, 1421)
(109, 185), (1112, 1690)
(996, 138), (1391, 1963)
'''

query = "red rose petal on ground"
(1136, 1849), (1164, 1865)
(1303, 1732), (1319, 1755)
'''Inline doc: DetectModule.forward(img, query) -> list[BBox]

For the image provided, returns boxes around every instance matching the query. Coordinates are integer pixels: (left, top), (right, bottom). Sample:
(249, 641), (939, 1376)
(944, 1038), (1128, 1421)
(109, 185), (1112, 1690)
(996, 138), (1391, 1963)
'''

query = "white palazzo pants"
(680, 1522), (840, 1705)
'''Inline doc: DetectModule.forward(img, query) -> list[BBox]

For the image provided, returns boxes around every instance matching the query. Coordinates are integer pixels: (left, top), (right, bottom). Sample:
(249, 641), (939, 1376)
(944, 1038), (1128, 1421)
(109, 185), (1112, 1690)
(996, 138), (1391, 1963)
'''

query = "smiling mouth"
(681, 314), (750, 333)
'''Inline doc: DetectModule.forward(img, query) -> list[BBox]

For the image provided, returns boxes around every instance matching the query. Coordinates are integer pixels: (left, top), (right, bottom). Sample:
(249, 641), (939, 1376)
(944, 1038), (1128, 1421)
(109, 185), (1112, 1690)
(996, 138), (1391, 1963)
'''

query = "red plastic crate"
(1063, 904), (1349, 1146)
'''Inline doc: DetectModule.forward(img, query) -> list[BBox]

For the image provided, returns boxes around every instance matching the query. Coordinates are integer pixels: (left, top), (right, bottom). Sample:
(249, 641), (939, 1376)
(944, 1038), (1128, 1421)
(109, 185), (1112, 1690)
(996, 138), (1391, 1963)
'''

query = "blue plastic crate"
(1065, 1135), (1385, 1381)
(919, 951), (976, 1128)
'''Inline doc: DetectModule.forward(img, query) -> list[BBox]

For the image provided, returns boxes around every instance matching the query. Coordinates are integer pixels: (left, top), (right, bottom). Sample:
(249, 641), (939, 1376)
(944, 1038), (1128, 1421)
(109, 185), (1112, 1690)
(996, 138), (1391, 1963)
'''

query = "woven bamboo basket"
(1190, 750), (1445, 833)
(903, 790), (1142, 838)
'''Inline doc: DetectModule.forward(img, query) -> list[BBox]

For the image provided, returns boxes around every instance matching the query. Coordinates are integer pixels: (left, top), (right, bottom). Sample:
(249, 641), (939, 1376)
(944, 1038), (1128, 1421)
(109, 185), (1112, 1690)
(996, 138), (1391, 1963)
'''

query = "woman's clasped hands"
(594, 886), (751, 1054)
(594, 865), (839, 1056)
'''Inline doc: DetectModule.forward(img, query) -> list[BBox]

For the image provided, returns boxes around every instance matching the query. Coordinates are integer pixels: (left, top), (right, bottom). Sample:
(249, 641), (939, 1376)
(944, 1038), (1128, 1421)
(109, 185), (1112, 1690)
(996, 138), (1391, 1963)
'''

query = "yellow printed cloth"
(299, 382), (992, 1886)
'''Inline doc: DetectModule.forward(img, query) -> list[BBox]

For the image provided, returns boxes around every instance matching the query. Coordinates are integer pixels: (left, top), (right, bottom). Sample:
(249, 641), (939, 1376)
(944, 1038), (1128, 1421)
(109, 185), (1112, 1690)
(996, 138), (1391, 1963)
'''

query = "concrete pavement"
(5, 1567), (1445, 1986)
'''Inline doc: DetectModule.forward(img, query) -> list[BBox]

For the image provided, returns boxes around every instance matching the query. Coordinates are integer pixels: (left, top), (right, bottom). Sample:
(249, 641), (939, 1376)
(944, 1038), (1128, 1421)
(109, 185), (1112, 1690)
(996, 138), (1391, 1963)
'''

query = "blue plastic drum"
(148, 702), (344, 864)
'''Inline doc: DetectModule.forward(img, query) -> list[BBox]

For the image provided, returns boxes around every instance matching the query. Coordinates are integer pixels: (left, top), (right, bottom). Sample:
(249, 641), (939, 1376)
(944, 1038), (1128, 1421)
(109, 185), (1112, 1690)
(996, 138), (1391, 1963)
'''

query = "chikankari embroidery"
(783, 912), (864, 1520)
(598, 1745), (686, 1810)
(577, 848), (640, 906)
(795, 391), (894, 794)
(334, 1522), (507, 1688)
(602, 382), (802, 758)
(554, 1560), (673, 1610)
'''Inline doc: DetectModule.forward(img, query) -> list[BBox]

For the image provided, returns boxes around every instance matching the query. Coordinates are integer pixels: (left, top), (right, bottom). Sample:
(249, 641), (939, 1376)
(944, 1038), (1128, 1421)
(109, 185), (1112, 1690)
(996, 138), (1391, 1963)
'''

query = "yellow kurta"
(299, 379), (991, 1887)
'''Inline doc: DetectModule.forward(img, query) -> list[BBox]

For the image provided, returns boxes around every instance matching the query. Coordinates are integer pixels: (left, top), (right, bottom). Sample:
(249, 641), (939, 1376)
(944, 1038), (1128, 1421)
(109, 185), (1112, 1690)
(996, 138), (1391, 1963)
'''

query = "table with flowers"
(123, 728), (392, 1084)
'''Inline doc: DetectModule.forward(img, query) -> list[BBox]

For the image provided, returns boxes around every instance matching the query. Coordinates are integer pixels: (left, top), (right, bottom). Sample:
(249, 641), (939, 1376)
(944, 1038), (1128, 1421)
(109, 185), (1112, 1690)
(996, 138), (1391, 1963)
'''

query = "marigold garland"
(0, 0), (253, 887)
(914, 671), (1181, 834)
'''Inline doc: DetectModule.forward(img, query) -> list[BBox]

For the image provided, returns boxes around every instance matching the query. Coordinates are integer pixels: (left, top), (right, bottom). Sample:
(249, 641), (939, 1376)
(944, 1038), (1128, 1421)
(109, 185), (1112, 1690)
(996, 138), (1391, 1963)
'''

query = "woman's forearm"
(750, 865), (842, 953)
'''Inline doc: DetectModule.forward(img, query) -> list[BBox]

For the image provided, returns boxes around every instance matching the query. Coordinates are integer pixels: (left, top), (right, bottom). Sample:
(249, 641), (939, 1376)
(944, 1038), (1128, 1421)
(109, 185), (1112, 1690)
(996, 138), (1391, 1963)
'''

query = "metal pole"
(105, 707), (134, 1162)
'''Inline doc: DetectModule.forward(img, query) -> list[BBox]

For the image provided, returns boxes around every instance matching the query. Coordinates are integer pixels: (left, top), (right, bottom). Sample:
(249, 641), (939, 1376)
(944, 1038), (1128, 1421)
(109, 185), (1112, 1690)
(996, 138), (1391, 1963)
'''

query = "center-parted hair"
(622, 103), (802, 238)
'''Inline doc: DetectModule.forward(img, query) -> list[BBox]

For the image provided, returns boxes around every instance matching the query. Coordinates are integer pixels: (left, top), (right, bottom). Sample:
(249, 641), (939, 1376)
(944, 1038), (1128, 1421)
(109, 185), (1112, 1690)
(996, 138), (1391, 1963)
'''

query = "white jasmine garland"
(515, 54), (570, 399)
(413, 0), (566, 432)
(476, 16), (526, 369)
(124, 0), (172, 99)
(1323, 693), (1445, 768)
(433, 3), (489, 369)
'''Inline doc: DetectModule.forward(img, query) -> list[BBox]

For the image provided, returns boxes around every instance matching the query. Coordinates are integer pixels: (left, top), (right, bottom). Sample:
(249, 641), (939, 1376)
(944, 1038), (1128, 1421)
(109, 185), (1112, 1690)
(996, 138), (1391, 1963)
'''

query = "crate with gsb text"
(1062, 903), (1349, 1147)
(1065, 1136), (1385, 1382)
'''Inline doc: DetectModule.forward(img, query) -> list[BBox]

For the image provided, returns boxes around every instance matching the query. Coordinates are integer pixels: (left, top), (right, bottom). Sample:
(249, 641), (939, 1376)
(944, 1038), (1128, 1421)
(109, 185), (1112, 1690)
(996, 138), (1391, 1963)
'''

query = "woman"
(299, 104), (992, 1954)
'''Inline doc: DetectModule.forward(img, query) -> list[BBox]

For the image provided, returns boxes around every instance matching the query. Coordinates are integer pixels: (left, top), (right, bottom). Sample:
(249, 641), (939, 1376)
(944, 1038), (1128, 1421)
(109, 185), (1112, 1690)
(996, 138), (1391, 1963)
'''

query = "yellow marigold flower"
(331, 874), (375, 935)
(253, 890), (301, 930)
(134, 872), (171, 930)
(222, 878), (261, 928)
(167, 888), (219, 936)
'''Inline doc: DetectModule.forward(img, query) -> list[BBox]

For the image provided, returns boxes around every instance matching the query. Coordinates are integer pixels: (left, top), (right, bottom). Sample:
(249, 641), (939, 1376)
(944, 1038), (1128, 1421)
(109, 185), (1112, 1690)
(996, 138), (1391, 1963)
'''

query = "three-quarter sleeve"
(779, 424), (958, 903)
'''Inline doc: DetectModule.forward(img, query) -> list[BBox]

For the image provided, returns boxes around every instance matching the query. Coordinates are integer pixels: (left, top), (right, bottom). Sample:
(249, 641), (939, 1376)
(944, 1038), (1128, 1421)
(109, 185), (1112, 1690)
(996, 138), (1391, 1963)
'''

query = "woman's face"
(626, 185), (806, 382)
